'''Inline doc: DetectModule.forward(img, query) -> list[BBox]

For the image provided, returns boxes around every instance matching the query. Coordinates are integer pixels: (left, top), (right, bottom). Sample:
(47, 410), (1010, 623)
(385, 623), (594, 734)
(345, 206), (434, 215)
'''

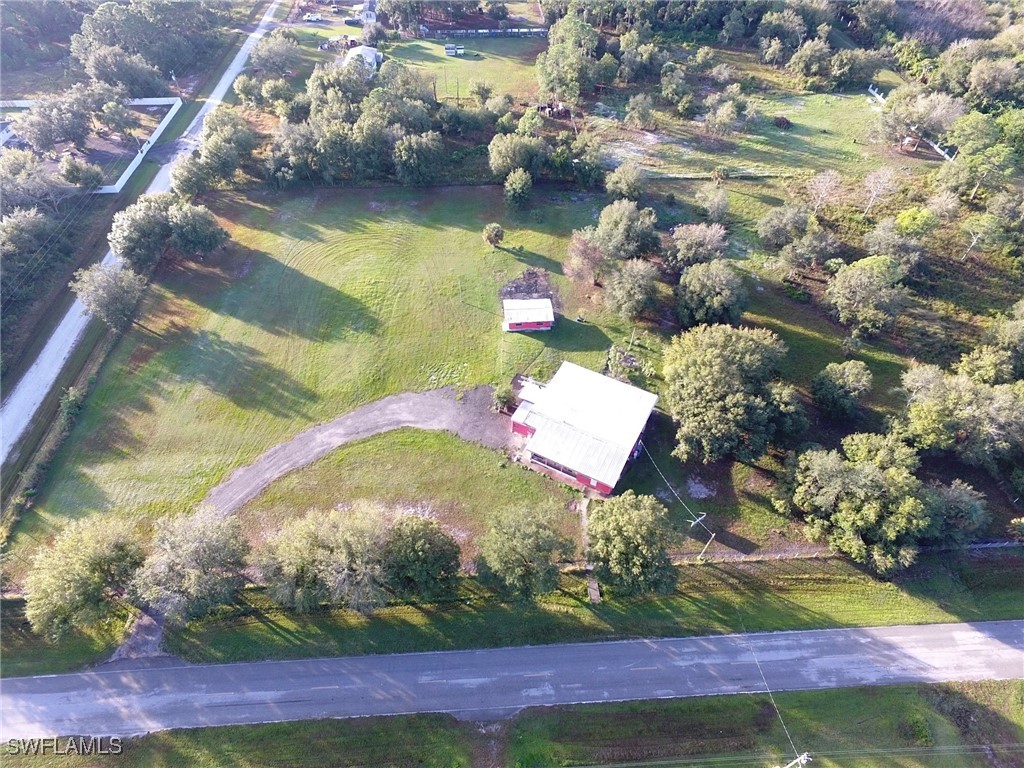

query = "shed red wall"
(508, 321), (553, 331)
(511, 420), (535, 436)
(575, 472), (613, 495)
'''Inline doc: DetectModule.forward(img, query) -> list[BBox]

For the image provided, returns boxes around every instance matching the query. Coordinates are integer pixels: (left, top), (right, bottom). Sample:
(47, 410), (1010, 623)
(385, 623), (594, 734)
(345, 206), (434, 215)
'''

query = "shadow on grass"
(543, 317), (611, 352)
(149, 324), (319, 419)
(504, 245), (564, 275)
(159, 245), (380, 342)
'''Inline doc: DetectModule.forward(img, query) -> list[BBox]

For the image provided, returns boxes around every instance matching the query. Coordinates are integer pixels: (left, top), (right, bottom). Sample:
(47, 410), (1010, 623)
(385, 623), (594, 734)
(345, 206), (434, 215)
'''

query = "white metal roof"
(343, 45), (381, 71)
(521, 362), (657, 487)
(503, 298), (554, 324)
(518, 379), (545, 405)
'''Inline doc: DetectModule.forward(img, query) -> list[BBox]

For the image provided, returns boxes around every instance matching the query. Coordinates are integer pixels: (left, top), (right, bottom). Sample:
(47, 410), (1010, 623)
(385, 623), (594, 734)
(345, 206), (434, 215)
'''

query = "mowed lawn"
(235, 428), (579, 561)
(11, 186), (628, 578)
(387, 37), (547, 100)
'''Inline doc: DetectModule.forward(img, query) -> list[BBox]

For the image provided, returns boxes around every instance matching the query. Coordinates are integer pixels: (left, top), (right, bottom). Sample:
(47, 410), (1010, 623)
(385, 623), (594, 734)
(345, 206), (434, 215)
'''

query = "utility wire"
(639, 440), (715, 539)
(1, 146), (129, 307)
(737, 614), (805, 766)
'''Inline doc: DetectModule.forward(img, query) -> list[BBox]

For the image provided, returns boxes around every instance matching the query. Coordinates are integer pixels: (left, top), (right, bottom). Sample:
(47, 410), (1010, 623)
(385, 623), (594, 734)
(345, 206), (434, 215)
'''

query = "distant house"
(511, 362), (658, 494)
(503, 298), (554, 332)
(341, 45), (382, 73)
(353, 1), (377, 24)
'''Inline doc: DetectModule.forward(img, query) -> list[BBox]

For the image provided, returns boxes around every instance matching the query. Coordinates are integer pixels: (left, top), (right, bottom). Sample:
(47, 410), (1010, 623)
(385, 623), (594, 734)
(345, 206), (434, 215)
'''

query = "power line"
(1, 146), (129, 307)
(638, 440), (717, 558)
(0, 149), (125, 302)
(736, 614), (810, 768)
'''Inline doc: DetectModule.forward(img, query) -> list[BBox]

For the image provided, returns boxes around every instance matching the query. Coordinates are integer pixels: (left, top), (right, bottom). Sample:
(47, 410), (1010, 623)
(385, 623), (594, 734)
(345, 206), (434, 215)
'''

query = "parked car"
(330, 4), (341, 12)
(303, 12), (323, 21)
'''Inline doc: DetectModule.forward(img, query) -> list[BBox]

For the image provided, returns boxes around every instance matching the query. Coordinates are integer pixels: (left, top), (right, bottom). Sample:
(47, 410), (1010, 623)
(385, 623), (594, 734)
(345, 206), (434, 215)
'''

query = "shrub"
(482, 222), (504, 247)
(493, 384), (515, 412)
(605, 162), (643, 200)
(504, 168), (533, 208)
(811, 361), (873, 420)
(676, 261), (748, 327)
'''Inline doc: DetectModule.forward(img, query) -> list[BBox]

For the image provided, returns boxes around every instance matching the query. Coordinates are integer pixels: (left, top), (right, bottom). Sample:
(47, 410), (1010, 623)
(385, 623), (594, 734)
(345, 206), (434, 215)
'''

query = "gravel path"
(203, 385), (510, 515)
(107, 609), (168, 663)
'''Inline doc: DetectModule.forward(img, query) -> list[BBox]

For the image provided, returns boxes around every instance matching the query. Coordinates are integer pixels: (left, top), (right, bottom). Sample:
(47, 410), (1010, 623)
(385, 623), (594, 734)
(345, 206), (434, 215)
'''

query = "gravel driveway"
(203, 386), (511, 515)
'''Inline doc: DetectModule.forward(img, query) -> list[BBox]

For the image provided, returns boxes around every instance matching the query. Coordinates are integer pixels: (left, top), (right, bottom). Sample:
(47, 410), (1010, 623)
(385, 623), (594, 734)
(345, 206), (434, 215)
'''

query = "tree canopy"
(825, 256), (908, 336)
(592, 200), (659, 261)
(69, 262), (147, 331)
(663, 324), (796, 464)
(25, 516), (144, 639)
(589, 492), (677, 595)
(478, 509), (570, 598)
(793, 432), (988, 574)
(676, 260), (748, 327)
(606, 258), (659, 321)
(812, 361), (873, 421)
(132, 508), (248, 623)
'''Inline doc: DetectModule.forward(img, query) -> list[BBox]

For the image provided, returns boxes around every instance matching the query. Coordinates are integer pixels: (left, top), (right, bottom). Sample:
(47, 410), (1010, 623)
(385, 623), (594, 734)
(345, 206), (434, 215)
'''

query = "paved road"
(3, 621), (1021, 739)
(0, 0), (283, 465)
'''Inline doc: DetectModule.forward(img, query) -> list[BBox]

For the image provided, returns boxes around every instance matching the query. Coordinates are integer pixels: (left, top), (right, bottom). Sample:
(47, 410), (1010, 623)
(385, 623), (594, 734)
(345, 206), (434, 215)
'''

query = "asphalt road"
(3, 621), (1021, 739)
(0, 0), (282, 464)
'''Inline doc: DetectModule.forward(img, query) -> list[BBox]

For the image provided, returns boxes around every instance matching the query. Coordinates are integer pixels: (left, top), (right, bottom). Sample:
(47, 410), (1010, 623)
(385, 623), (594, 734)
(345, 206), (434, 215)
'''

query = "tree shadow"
(542, 317), (611, 352)
(159, 244), (379, 342)
(152, 325), (318, 419)
(504, 245), (564, 275)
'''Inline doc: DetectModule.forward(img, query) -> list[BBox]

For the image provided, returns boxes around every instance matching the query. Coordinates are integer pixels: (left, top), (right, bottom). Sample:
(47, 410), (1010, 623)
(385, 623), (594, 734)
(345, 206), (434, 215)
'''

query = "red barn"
(511, 362), (658, 494)
(502, 298), (554, 332)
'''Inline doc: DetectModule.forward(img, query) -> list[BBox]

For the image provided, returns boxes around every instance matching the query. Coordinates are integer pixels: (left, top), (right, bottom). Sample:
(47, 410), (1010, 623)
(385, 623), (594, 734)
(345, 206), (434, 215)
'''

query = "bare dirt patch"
(686, 475), (716, 500)
(500, 267), (554, 300)
(126, 344), (159, 374)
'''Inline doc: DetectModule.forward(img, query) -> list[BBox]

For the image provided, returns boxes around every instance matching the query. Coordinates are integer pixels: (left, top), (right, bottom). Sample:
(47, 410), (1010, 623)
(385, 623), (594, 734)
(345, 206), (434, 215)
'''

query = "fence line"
(0, 97), (184, 194)
(419, 27), (546, 39)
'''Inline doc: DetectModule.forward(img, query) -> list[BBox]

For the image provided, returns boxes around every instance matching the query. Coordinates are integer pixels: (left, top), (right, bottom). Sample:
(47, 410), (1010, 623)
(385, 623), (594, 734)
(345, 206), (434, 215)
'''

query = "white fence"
(421, 27), (546, 39)
(0, 96), (184, 194)
(866, 84), (955, 162)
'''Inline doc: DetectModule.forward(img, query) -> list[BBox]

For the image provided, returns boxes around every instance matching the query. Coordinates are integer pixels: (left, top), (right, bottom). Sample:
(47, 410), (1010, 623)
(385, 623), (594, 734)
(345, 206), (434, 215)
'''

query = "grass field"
(8, 185), (628, 579)
(0, 599), (129, 678)
(235, 428), (578, 561)
(162, 553), (1023, 667)
(507, 680), (1024, 768)
(387, 37), (546, 101)
(7, 681), (1021, 767)
(3, 714), (476, 768)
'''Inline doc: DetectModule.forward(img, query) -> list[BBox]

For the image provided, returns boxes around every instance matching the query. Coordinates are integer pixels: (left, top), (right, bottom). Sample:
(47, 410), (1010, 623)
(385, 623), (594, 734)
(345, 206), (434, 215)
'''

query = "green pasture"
(9, 185), (628, 578)
(387, 37), (546, 101)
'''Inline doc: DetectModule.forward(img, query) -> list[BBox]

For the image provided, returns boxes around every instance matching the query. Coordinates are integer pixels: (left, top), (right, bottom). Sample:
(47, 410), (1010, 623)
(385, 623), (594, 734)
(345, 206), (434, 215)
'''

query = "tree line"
(22, 493), (679, 641)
